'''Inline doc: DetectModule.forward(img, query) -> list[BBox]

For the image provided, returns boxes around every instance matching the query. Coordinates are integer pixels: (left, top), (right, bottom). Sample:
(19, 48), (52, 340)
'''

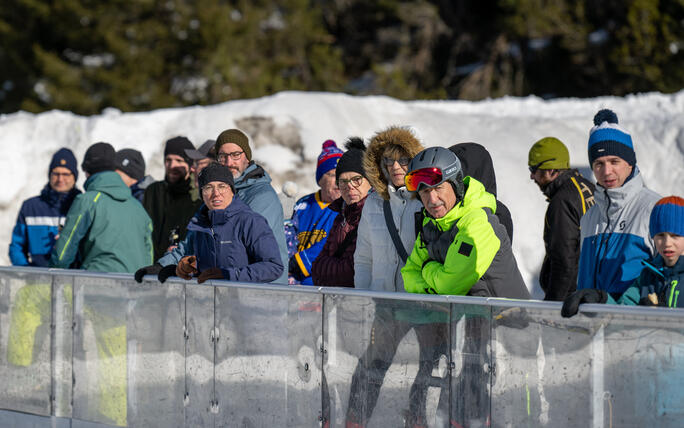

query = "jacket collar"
(594, 166), (646, 213)
(425, 177), (496, 231)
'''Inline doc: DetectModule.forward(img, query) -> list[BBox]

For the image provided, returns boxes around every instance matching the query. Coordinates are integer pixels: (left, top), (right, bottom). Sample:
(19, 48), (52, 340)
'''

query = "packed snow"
(1, 90), (683, 298)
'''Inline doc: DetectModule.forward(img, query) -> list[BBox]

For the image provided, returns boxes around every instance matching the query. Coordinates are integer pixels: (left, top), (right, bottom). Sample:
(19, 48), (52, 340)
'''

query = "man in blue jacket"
(135, 130), (289, 284)
(172, 163), (283, 283)
(9, 148), (81, 266)
(577, 109), (661, 298)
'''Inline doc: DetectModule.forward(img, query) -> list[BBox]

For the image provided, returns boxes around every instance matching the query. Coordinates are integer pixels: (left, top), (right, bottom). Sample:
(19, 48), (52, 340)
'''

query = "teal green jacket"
(50, 171), (153, 273)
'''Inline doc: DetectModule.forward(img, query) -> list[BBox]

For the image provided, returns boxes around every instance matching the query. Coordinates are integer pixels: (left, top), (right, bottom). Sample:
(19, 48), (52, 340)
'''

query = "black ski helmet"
(406, 146), (465, 198)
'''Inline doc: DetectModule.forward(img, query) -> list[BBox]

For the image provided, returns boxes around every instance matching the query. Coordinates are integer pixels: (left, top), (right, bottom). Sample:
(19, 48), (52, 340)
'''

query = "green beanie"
(528, 137), (570, 170)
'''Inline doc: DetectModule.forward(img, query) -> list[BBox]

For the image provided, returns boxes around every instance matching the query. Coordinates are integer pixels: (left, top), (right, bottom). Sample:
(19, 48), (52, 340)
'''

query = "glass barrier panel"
(598, 310), (684, 428)
(450, 302), (492, 428)
(214, 285), (322, 427)
(491, 303), (597, 427)
(324, 294), (450, 428)
(0, 270), (53, 416)
(53, 274), (74, 418)
(185, 283), (215, 427)
(126, 279), (185, 427)
(72, 276), (129, 427)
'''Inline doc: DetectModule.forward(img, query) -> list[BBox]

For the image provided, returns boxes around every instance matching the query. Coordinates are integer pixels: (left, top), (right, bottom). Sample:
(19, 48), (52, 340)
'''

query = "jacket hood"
(449, 142), (498, 196)
(83, 171), (133, 202)
(428, 177), (496, 230)
(234, 162), (271, 190)
(364, 127), (424, 200)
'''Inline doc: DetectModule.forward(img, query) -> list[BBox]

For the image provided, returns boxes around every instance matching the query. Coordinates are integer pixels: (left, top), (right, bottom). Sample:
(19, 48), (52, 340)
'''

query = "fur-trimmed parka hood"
(363, 127), (424, 200)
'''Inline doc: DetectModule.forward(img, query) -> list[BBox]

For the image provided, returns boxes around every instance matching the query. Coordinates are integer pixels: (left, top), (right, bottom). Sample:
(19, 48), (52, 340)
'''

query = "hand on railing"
(133, 264), (163, 283)
(561, 289), (608, 318)
(176, 256), (198, 280)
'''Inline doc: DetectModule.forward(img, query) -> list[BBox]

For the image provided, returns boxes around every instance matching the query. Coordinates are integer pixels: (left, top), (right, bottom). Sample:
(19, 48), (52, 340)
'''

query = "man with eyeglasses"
(401, 146), (529, 299)
(527, 137), (595, 301)
(214, 128), (289, 284)
(143, 136), (202, 261)
(167, 163), (283, 284)
(10, 148), (81, 266)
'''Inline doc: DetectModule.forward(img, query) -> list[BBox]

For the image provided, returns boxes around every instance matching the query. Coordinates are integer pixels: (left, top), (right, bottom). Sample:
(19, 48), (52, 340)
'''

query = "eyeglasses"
(201, 183), (232, 196)
(337, 175), (364, 189)
(50, 171), (73, 179)
(217, 151), (244, 163)
(528, 158), (555, 174)
(383, 156), (410, 167)
(404, 167), (445, 192)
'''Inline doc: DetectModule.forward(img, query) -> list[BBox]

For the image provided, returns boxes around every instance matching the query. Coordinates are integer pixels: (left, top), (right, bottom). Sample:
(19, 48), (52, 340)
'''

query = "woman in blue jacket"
(171, 163), (283, 284)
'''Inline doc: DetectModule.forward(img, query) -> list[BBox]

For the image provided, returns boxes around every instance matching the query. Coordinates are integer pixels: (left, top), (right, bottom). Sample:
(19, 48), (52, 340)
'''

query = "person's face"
(592, 155), (632, 189)
(383, 153), (410, 188)
(164, 154), (190, 183)
(529, 168), (558, 191)
(654, 232), (684, 267)
(201, 180), (234, 211)
(418, 181), (457, 219)
(192, 157), (213, 188)
(49, 166), (76, 193)
(318, 169), (340, 203)
(217, 143), (249, 178)
(337, 171), (370, 205)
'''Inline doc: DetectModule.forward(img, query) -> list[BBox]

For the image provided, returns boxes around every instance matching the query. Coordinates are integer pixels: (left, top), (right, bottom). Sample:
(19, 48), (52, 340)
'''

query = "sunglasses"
(382, 156), (411, 167)
(404, 167), (445, 192)
(528, 158), (555, 174)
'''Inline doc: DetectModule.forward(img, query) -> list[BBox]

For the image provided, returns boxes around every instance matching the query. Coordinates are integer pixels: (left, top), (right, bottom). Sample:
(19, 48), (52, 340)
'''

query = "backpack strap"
(383, 200), (409, 263)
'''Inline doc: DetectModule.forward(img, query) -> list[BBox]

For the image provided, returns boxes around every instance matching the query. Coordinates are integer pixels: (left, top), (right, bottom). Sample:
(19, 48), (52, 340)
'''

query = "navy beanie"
(198, 163), (234, 192)
(82, 142), (116, 176)
(588, 109), (636, 166)
(649, 196), (684, 238)
(49, 148), (78, 181)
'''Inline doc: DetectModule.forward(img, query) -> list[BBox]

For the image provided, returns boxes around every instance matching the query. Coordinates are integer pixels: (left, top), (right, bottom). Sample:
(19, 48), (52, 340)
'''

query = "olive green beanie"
(528, 137), (570, 170)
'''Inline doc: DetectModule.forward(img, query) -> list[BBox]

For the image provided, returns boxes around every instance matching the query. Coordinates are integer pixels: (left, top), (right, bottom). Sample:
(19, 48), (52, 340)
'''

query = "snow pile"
(1, 90), (683, 297)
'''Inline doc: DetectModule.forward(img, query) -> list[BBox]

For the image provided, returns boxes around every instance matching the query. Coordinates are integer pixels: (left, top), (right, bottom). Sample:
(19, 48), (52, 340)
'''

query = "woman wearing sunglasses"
(311, 138), (370, 287)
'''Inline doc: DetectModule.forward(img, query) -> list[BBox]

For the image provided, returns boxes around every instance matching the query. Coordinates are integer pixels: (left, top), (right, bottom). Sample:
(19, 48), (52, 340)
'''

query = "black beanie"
(198, 163), (234, 192)
(82, 142), (116, 176)
(335, 137), (367, 181)
(164, 136), (194, 164)
(115, 149), (146, 181)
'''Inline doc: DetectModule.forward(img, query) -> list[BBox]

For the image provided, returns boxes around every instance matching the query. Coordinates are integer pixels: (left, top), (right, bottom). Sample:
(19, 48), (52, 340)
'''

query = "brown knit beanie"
(215, 129), (252, 161)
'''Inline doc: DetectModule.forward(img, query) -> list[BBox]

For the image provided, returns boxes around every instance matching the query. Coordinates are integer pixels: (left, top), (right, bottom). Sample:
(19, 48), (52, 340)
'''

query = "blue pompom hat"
(49, 147), (78, 181)
(315, 139), (344, 183)
(588, 109), (636, 167)
(649, 196), (684, 238)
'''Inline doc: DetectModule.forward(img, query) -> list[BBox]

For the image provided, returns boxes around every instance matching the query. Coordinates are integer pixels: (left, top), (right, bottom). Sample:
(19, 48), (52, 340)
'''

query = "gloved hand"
(197, 267), (224, 284)
(288, 255), (304, 281)
(134, 264), (163, 283)
(158, 265), (178, 283)
(561, 289), (608, 318)
(176, 255), (198, 280)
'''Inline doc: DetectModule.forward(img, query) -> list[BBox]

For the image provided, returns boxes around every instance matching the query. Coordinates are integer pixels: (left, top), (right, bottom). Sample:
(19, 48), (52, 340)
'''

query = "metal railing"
(1, 266), (683, 427)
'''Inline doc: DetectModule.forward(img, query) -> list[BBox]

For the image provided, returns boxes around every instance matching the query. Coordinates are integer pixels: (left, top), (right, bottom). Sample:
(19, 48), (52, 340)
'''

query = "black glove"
(288, 256), (305, 281)
(134, 264), (163, 283)
(561, 289), (608, 318)
(158, 264), (178, 283)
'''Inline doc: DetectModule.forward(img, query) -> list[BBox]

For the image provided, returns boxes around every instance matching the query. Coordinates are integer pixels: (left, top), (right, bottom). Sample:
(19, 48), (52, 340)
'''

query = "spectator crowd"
(7, 109), (684, 425)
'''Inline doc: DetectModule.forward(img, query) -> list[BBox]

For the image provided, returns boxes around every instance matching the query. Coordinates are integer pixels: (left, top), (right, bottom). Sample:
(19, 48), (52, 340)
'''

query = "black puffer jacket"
(540, 169), (595, 300)
(449, 142), (514, 243)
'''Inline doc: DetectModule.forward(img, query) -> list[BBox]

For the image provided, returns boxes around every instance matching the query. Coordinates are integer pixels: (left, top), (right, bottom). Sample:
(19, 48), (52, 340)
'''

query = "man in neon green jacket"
(401, 147), (529, 299)
(51, 142), (153, 273)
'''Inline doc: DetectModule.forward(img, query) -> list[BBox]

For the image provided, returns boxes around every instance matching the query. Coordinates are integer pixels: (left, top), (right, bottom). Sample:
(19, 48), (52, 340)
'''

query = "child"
(562, 195), (684, 316)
